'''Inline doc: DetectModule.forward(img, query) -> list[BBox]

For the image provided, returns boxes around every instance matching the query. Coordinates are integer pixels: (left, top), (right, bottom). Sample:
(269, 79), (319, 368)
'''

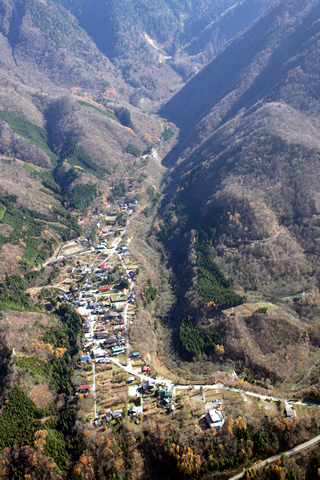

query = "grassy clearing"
(222, 302), (300, 326)
(0, 203), (6, 220)
(294, 404), (320, 418)
(23, 162), (41, 172)
(77, 100), (118, 122)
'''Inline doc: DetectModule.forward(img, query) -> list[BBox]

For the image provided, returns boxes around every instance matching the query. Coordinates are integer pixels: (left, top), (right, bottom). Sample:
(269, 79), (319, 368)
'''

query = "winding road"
(228, 434), (320, 480)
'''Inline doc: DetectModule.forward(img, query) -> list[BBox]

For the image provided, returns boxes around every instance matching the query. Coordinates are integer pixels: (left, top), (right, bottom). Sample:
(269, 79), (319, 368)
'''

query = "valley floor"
(27, 190), (320, 479)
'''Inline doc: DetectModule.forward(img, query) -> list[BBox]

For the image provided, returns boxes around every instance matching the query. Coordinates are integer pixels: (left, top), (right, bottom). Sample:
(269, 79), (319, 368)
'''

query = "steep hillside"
(160, 0), (320, 152)
(51, 0), (276, 102)
(3, 0), (320, 477)
(0, 0), (122, 93)
(155, 0), (320, 384)
(0, 0), (165, 275)
(0, 0), (277, 278)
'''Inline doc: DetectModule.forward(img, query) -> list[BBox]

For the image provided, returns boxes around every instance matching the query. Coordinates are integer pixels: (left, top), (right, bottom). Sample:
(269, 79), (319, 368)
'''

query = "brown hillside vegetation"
(155, 0), (320, 388)
(0, 311), (55, 360)
(2, 0), (320, 478)
(213, 311), (311, 383)
(0, 311), (58, 405)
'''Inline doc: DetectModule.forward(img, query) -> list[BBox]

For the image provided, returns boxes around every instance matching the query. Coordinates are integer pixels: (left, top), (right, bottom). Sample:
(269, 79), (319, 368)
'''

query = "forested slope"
(156, 0), (320, 382)
(159, 0), (320, 149)
(1, 0), (320, 477)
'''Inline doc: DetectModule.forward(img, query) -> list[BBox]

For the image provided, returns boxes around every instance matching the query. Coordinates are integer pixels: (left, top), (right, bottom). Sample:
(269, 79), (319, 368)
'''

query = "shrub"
(125, 144), (142, 157)
(162, 127), (174, 141)
(117, 107), (134, 130)
(142, 279), (158, 304)
(179, 316), (221, 359)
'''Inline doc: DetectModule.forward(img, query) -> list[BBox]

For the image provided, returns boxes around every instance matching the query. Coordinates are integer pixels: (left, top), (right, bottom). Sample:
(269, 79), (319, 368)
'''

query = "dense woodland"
(0, 305), (84, 476)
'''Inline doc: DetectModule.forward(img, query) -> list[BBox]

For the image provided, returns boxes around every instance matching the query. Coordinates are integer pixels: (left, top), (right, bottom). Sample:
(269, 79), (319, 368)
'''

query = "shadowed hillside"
(155, 0), (320, 386)
(159, 0), (319, 152)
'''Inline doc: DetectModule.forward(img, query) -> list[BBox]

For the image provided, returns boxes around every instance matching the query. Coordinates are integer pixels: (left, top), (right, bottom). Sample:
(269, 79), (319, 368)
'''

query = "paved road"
(110, 357), (174, 388)
(229, 434), (320, 479)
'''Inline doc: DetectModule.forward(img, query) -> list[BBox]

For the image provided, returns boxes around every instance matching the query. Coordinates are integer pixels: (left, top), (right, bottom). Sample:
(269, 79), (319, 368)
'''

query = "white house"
(205, 409), (225, 430)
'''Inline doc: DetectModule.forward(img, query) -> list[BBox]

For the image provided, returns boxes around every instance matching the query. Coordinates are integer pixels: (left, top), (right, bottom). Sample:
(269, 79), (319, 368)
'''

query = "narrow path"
(229, 434), (320, 480)
(291, 356), (320, 390)
(109, 357), (174, 388)
(93, 361), (97, 418)
(27, 285), (67, 294)
(117, 251), (134, 369)
(108, 358), (320, 408)
(82, 210), (143, 418)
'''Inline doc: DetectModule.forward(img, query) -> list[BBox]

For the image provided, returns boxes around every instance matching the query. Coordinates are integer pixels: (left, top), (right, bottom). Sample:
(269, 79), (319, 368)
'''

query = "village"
(32, 192), (320, 439)
(32, 193), (233, 432)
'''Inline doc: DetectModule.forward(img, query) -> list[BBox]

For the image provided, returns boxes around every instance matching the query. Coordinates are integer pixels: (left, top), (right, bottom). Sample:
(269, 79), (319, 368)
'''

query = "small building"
(67, 267), (75, 274)
(142, 379), (156, 392)
(111, 346), (126, 355)
(83, 292), (94, 297)
(132, 352), (140, 357)
(104, 312), (119, 319)
(93, 347), (105, 358)
(157, 386), (173, 400)
(206, 409), (225, 430)
(105, 411), (113, 422)
(79, 385), (89, 392)
(96, 244), (107, 250)
(102, 412), (113, 425)
(142, 366), (151, 373)
(111, 348), (125, 356)
(81, 355), (91, 362)
(112, 410), (122, 419)
(127, 377), (135, 383)
(95, 331), (109, 339)
(128, 405), (138, 416)
(285, 404), (296, 418)
(104, 337), (118, 346)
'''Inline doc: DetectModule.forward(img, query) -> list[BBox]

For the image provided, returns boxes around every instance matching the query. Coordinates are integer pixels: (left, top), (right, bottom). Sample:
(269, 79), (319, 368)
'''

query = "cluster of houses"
(139, 380), (175, 411)
(116, 199), (137, 217)
(94, 409), (122, 427)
